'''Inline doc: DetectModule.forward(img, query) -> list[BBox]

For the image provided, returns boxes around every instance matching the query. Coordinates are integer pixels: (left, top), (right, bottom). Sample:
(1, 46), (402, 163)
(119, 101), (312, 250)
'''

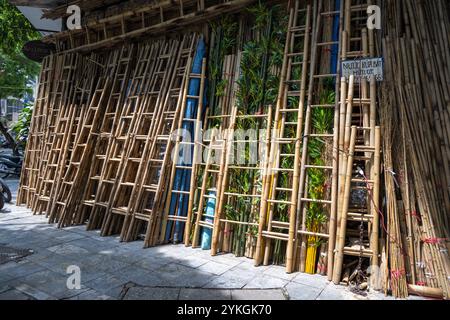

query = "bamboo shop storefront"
(16, 0), (450, 299)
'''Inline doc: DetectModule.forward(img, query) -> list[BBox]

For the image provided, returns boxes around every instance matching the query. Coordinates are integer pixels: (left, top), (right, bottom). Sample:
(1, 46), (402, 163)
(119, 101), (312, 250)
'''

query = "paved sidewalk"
(0, 179), (418, 300)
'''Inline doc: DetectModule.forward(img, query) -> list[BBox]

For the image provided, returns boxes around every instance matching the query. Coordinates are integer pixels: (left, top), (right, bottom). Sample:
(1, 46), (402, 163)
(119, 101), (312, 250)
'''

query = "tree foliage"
(0, 0), (41, 99)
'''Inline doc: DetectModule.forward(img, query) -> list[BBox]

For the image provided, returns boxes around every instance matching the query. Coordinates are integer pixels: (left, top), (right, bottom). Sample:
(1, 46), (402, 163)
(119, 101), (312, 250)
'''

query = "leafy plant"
(11, 102), (33, 148)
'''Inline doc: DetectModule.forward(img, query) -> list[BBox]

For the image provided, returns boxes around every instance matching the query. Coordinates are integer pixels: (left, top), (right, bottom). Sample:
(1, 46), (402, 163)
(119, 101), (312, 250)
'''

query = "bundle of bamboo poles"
(379, 0), (450, 299)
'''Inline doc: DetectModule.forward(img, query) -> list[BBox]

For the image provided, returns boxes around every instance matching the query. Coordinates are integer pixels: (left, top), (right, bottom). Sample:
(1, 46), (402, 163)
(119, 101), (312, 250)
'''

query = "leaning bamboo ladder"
(159, 57), (207, 244)
(117, 35), (198, 246)
(210, 106), (273, 257)
(34, 54), (96, 216)
(332, 0), (380, 285)
(254, 0), (312, 273)
(209, 49), (243, 256)
(189, 132), (222, 248)
(17, 54), (58, 207)
(98, 40), (178, 236)
(208, 44), (274, 258)
(189, 53), (238, 249)
(86, 40), (172, 232)
(79, 44), (135, 226)
(295, 0), (343, 276)
(47, 52), (115, 226)
(145, 37), (200, 246)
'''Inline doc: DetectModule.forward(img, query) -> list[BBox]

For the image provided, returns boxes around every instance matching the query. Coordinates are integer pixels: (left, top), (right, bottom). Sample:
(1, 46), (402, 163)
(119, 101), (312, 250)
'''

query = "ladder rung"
(347, 212), (374, 222)
(267, 199), (294, 205)
(120, 182), (135, 187)
(313, 73), (338, 78)
(304, 165), (333, 170)
(172, 190), (190, 195)
(289, 26), (306, 32)
(308, 133), (334, 138)
(134, 212), (150, 221)
(346, 51), (364, 58)
(228, 166), (260, 170)
(287, 91), (301, 96)
(175, 165), (193, 170)
(262, 231), (289, 241)
(224, 192), (261, 198)
(275, 187), (293, 192)
(321, 10), (340, 16)
(343, 247), (372, 258)
(167, 215), (188, 222)
(301, 198), (332, 204)
(317, 41), (339, 46)
(271, 168), (294, 172)
(142, 184), (157, 191)
(355, 146), (376, 151)
(351, 178), (374, 183)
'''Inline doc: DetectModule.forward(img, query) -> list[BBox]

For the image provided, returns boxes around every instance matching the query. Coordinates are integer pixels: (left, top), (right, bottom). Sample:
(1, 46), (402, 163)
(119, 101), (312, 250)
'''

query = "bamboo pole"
(370, 126), (381, 288)
(333, 125), (357, 284)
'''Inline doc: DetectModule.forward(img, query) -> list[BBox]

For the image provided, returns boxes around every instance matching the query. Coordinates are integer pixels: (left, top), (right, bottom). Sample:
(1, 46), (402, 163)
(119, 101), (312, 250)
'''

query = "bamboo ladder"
(254, 0), (312, 273)
(17, 54), (59, 208)
(34, 54), (96, 216)
(86, 40), (172, 232)
(332, 0), (380, 286)
(159, 57), (207, 244)
(208, 48), (243, 256)
(76, 45), (136, 225)
(208, 48), (274, 257)
(114, 35), (198, 245)
(47, 52), (116, 226)
(295, 0), (343, 276)
(189, 53), (239, 249)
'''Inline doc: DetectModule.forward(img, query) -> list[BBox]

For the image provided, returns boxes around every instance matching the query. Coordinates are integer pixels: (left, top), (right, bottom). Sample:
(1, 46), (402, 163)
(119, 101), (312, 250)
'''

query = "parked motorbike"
(0, 153), (22, 178)
(0, 178), (12, 210)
